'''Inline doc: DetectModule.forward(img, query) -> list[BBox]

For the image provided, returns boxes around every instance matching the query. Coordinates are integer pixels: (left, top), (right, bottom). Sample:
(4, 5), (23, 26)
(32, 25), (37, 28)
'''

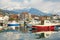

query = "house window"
(0, 23), (3, 26)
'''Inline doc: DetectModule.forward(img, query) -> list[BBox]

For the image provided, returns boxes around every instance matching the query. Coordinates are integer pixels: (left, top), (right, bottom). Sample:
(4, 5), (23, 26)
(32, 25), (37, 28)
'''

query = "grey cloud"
(43, 0), (60, 2)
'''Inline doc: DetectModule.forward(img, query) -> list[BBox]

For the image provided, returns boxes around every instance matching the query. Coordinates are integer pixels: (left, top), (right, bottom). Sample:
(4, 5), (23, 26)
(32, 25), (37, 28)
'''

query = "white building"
(0, 15), (9, 30)
(52, 15), (59, 19)
(0, 16), (4, 30)
(4, 15), (9, 21)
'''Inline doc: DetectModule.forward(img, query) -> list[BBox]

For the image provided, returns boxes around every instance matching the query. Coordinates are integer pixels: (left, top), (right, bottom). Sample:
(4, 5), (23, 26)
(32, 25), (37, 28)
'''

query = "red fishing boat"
(31, 20), (60, 38)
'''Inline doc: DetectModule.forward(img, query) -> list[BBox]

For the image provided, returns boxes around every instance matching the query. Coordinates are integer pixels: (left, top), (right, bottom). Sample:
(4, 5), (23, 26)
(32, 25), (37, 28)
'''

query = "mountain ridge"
(0, 8), (52, 16)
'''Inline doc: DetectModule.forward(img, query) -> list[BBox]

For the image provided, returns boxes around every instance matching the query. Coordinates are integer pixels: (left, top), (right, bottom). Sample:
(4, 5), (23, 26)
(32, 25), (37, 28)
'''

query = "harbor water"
(0, 30), (60, 40)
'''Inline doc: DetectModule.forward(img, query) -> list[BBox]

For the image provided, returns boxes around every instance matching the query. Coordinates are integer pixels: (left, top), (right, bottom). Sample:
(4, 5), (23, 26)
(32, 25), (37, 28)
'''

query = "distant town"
(0, 11), (60, 29)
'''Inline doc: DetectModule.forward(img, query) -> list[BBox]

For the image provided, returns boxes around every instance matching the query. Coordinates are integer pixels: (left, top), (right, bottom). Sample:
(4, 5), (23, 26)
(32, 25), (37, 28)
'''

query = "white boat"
(8, 21), (20, 30)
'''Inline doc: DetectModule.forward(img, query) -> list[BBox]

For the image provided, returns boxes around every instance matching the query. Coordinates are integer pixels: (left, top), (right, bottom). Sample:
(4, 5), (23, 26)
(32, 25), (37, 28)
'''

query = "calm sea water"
(0, 30), (60, 40)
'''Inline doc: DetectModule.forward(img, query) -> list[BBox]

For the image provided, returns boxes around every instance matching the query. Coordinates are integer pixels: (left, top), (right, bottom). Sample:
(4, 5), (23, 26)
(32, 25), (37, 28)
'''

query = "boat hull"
(32, 25), (55, 32)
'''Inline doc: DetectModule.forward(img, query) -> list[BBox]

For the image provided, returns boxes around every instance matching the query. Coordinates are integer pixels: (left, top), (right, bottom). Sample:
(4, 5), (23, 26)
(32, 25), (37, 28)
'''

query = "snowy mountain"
(0, 8), (52, 16)
(12, 8), (46, 16)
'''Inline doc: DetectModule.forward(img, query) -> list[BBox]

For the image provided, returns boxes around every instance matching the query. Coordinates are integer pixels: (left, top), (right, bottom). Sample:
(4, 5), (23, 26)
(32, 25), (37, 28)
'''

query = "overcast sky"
(0, 0), (60, 13)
